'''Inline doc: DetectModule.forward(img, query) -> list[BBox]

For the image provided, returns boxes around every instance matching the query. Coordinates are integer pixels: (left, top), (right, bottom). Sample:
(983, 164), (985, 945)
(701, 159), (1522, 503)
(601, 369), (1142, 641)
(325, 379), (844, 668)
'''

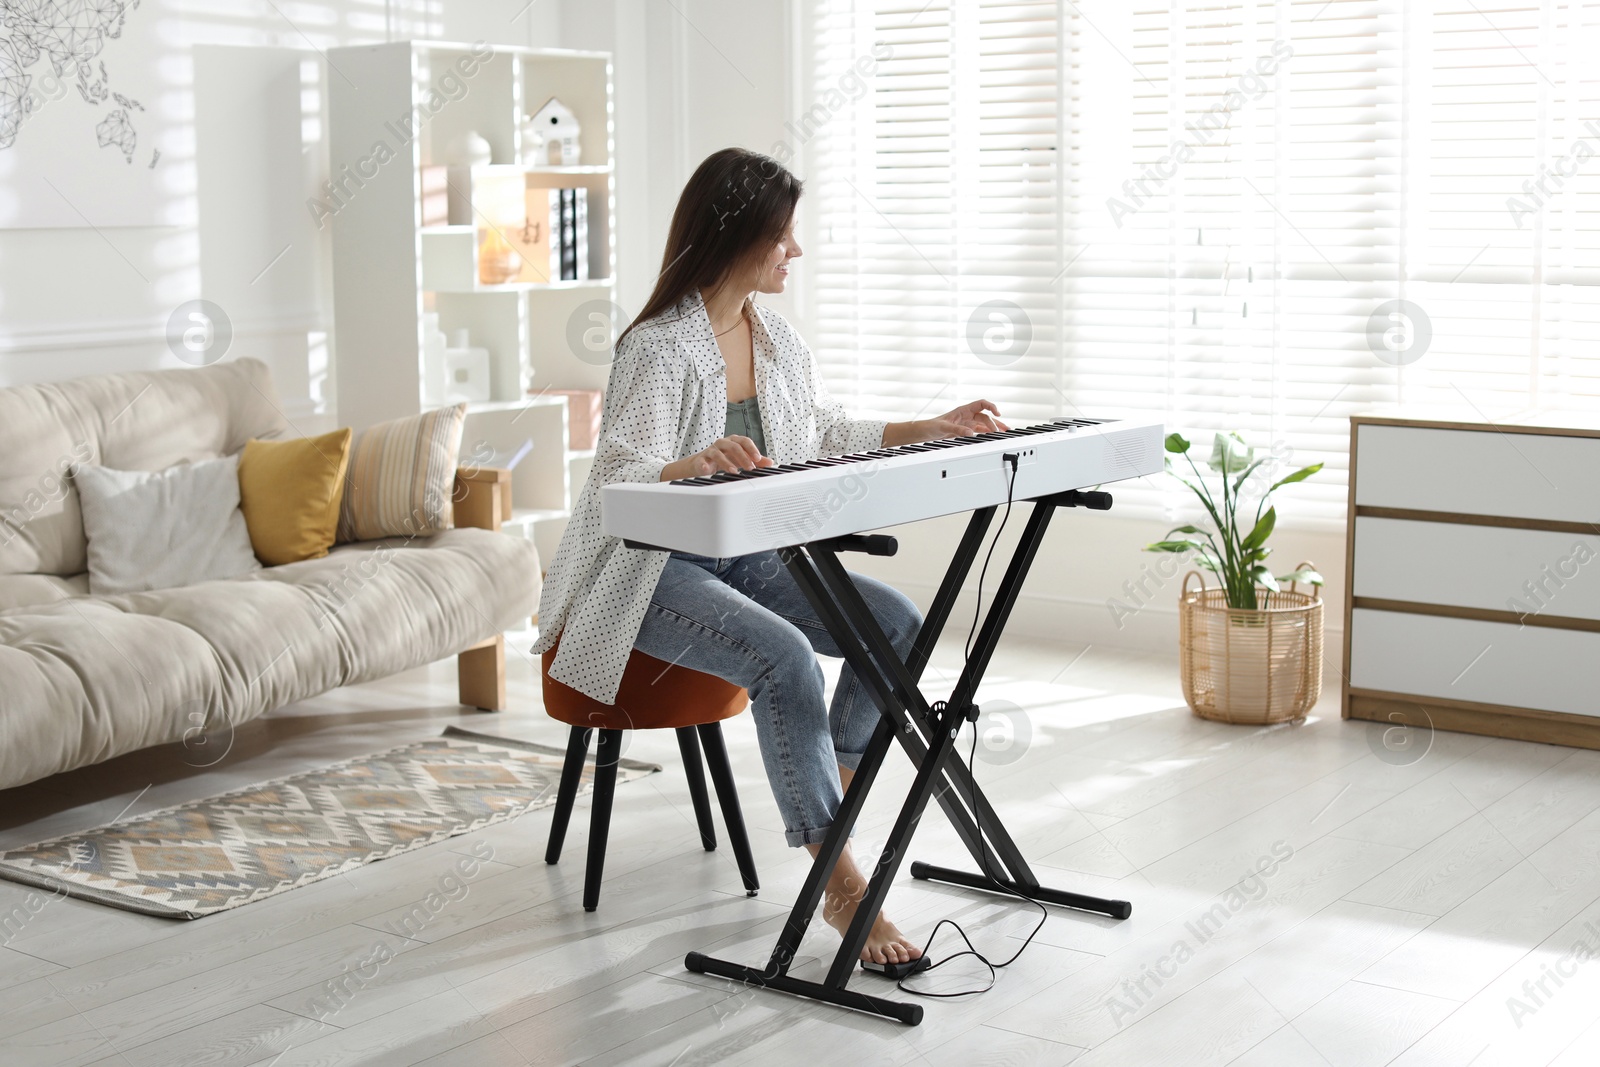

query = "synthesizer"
(601, 416), (1165, 557)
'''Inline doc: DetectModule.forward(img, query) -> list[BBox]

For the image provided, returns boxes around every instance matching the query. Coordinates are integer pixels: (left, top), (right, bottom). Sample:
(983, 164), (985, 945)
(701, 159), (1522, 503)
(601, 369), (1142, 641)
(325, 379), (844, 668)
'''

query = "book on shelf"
(420, 165), (450, 228)
(508, 189), (561, 284)
(574, 188), (589, 281)
(531, 388), (604, 451)
(555, 188), (589, 281)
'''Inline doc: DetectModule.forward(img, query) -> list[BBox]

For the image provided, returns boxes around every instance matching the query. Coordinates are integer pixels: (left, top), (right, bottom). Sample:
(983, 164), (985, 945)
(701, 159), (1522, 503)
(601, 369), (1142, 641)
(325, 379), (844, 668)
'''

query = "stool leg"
(546, 726), (591, 865)
(583, 729), (623, 912)
(698, 723), (759, 896)
(676, 726), (718, 852)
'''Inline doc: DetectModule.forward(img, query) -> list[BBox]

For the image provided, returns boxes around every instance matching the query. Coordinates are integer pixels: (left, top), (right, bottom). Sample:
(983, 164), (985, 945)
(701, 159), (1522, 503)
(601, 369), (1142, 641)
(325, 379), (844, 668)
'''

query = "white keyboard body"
(601, 416), (1165, 557)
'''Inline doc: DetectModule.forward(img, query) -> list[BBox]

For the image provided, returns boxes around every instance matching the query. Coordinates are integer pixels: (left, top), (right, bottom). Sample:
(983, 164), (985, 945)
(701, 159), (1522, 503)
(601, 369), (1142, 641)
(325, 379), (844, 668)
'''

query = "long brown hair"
(616, 147), (803, 350)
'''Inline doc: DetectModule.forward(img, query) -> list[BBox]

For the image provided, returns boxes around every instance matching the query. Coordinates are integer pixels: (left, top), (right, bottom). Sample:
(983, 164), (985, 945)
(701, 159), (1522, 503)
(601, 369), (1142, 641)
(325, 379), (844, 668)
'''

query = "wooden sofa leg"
(459, 635), (506, 711)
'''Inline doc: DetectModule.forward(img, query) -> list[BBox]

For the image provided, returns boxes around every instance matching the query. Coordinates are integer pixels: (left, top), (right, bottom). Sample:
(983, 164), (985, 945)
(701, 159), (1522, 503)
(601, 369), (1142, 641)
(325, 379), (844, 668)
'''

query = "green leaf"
(1145, 539), (1206, 553)
(1207, 432), (1254, 474)
(1232, 457), (1268, 492)
(1241, 506), (1276, 553)
(1166, 524), (1209, 537)
(1266, 462), (1323, 494)
(1249, 564), (1280, 592)
(1173, 473), (1229, 539)
(1277, 567), (1325, 587)
(1196, 556), (1220, 573)
(1164, 432), (1191, 454)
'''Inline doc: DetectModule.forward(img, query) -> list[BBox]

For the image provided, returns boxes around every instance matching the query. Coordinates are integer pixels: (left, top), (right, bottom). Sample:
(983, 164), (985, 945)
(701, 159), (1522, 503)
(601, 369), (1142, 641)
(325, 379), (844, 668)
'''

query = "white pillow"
(73, 456), (261, 595)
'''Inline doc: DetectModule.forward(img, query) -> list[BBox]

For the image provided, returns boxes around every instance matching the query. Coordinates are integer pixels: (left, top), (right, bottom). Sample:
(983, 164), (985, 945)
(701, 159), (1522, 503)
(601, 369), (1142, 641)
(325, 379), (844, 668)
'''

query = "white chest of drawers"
(1343, 411), (1600, 748)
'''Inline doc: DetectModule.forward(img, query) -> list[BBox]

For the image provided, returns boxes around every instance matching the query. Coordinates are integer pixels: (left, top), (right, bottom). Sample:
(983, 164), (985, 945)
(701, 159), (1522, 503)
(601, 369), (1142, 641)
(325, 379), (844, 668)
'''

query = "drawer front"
(1354, 517), (1600, 620)
(1354, 424), (1600, 524)
(1349, 608), (1600, 716)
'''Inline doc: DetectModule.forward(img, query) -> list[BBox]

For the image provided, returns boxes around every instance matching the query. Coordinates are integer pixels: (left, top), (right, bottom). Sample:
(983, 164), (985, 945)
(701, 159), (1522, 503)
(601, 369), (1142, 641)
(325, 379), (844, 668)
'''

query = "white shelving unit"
(327, 41), (616, 565)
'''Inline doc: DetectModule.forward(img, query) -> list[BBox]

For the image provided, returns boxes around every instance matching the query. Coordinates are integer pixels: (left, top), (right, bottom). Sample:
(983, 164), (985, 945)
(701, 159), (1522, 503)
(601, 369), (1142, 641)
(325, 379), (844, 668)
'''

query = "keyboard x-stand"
(666, 487), (1135, 1025)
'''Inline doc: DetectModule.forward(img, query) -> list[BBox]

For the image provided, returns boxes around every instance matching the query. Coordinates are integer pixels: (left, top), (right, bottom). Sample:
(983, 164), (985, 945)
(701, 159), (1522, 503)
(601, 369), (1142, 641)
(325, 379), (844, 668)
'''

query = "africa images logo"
(1106, 841), (1294, 1027)
(305, 41), (495, 230)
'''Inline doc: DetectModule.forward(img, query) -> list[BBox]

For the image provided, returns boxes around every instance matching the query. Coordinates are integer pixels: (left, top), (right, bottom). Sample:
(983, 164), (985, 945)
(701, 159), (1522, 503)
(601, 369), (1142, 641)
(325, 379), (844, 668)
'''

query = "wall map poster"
(0, 1), (173, 227)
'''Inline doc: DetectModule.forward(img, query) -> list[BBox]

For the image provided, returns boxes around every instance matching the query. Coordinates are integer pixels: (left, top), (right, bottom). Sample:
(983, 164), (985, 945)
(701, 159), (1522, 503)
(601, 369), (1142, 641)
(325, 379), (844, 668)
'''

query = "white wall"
(0, 0), (560, 426)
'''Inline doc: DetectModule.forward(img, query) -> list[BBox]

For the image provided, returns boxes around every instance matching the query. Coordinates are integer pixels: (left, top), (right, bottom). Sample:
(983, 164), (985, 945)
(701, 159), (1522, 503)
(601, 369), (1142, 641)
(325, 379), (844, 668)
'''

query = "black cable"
(962, 463), (1015, 662)
(899, 454), (1049, 999)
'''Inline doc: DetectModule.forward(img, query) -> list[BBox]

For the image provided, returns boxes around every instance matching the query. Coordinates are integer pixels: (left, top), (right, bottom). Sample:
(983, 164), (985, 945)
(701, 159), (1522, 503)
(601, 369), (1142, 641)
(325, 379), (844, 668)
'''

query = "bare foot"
(821, 886), (922, 965)
(805, 838), (923, 965)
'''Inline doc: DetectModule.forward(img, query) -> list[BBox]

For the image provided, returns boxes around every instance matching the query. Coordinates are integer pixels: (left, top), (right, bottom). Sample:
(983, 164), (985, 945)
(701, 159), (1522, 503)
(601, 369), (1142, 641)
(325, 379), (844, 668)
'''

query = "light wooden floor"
(3, 632), (1600, 1067)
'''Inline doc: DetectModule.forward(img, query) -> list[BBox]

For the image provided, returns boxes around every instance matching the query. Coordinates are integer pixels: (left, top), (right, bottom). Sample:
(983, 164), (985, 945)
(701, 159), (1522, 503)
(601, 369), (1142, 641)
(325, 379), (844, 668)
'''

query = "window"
(803, 0), (1600, 527)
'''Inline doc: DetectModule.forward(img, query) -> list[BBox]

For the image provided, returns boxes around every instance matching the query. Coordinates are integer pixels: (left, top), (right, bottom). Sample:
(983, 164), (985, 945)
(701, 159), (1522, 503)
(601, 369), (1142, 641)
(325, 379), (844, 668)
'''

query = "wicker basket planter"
(1178, 566), (1324, 724)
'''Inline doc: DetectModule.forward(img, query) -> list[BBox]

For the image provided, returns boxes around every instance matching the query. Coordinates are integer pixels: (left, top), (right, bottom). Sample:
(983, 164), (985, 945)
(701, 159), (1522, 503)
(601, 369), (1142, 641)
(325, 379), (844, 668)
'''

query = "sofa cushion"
(0, 359), (286, 579)
(0, 573), (87, 613)
(238, 429), (353, 565)
(75, 455), (262, 595)
(337, 404), (466, 543)
(0, 528), (538, 791)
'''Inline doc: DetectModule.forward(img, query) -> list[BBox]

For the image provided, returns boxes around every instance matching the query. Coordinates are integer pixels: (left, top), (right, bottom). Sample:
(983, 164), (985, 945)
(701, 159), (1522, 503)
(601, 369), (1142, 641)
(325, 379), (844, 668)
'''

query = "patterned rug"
(0, 727), (659, 919)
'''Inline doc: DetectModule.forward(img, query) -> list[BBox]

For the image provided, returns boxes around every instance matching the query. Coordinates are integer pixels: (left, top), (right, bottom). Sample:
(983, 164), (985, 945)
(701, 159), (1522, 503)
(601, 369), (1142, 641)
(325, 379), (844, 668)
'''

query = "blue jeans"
(636, 550), (923, 846)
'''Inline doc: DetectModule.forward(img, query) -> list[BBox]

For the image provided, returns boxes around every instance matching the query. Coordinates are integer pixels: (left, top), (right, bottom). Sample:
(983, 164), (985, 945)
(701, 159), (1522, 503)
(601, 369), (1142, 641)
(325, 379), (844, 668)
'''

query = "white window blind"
(804, 0), (1600, 527)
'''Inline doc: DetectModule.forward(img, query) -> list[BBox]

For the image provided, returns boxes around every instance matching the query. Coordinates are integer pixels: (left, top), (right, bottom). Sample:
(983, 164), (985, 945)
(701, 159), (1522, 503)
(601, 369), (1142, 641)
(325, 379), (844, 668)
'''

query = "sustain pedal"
(859, 954), (933, 980)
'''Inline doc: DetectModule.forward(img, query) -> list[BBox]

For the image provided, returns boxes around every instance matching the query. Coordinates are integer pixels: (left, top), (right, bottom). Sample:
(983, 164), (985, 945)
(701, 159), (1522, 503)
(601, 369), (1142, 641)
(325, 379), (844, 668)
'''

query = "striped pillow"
(337, 404), (466, 542)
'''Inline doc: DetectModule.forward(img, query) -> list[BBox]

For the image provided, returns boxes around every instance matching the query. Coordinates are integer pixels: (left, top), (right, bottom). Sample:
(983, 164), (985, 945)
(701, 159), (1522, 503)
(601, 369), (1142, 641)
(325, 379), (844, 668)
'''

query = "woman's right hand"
(661, 435), (774, 480)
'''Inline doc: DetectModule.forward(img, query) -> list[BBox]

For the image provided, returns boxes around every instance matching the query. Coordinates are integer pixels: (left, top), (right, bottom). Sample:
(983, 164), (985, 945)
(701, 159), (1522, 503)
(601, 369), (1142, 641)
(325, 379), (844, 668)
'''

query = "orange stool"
(541, 637), (760, 911)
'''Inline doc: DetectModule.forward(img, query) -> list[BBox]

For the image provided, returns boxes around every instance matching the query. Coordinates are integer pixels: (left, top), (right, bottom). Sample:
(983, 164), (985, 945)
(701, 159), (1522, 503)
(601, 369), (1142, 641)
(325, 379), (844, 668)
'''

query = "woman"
(532, 147), (1005, 966)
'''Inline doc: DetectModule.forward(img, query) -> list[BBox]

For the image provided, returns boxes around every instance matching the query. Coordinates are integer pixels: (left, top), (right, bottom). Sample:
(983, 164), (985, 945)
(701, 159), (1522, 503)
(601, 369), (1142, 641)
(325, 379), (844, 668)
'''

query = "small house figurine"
(525, 97), (580, 166)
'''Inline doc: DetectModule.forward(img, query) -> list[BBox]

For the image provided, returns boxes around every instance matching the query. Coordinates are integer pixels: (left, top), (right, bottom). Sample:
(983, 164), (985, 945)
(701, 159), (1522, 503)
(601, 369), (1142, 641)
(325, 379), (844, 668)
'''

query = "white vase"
(443, 348), (492, 405)
(420, 313), (447, 406)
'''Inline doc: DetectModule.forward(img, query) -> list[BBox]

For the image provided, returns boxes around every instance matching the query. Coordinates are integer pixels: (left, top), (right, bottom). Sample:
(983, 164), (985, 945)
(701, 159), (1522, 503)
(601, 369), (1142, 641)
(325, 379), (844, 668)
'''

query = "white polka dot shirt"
(530, 290), (889, 704)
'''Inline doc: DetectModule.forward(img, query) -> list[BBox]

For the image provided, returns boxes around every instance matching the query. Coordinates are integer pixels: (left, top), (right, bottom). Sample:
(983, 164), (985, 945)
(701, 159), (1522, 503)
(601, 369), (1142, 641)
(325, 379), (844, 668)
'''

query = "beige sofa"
(0, 359), (539, 791)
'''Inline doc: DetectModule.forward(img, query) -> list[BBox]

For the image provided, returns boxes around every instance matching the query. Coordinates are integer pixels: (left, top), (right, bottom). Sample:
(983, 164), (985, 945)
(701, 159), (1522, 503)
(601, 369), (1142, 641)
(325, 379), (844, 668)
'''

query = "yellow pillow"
(237, 429), (353, 566)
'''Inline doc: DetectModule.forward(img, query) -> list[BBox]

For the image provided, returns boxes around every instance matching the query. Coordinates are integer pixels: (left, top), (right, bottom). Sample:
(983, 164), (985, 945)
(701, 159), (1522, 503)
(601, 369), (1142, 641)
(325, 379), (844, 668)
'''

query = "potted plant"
(1144, 432), (1326, 724)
